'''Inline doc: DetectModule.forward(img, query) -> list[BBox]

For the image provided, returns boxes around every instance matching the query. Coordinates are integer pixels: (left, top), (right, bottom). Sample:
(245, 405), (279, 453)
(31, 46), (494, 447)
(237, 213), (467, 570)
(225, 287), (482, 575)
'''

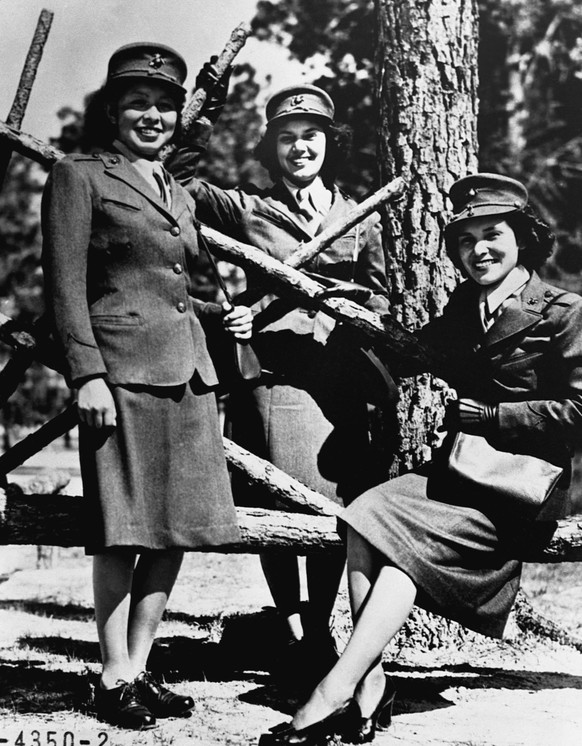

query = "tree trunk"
(374, 0), (480, 473)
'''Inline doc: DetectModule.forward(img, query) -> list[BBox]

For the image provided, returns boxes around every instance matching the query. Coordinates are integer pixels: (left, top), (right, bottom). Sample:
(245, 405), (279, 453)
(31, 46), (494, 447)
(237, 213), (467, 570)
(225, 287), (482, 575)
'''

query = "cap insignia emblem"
(290, 95), (304, 108)
(149, 54), (165, 70)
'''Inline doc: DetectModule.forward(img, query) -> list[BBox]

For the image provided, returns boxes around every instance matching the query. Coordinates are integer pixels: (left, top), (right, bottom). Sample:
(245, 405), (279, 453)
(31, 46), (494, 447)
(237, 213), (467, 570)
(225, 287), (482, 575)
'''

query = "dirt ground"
(1, 545), (582, 746)
(1, 450), (582, 745)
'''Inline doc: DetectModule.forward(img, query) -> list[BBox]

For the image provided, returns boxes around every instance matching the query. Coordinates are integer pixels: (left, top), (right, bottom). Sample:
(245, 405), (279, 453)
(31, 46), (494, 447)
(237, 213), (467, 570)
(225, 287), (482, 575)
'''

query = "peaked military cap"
(265, 84), (335, 125)
(106, 42), (187, 97)
(447, 173), (528, 227)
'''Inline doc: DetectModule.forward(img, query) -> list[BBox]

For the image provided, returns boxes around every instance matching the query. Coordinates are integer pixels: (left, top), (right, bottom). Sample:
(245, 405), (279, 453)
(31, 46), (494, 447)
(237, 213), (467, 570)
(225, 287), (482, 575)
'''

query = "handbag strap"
(193, 219), (234, 307)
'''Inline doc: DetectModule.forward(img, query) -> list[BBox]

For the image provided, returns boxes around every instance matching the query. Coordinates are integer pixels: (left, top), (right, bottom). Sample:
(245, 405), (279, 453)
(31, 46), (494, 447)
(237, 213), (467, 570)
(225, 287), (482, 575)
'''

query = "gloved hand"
(443, 397), (498, 435)
(308, 272), (374, 306)
(195, 56), (232, 125)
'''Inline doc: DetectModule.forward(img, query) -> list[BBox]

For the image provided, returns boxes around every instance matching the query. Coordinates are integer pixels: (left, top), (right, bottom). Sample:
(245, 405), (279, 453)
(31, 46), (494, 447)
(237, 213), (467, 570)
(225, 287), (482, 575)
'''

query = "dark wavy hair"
(81, 79), (185, 153)
(445, 204), (555, 273)
(254, 116), (352, 186)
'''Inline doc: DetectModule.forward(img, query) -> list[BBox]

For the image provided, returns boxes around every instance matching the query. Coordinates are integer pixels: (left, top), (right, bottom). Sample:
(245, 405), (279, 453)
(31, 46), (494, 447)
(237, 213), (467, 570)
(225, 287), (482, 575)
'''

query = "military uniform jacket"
(42, 152), (220, 388)
(414, 272), (582, 515)
(182, 178), (390, 328)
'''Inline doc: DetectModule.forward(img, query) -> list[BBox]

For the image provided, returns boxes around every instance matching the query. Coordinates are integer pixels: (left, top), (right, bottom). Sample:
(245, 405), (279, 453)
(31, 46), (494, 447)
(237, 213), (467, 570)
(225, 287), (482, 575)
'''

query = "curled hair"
(445, 203), (555, 273)
(81, 80), (184, 153)
(254, 117), (352, 186)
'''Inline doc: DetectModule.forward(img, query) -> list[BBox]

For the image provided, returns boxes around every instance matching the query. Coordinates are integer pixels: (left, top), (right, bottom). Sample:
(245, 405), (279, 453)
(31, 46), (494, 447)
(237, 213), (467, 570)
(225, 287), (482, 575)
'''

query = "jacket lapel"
(168, 173), (190, 223)
(262, 182), (316, 240)
(317, 186), (348, 234)
(483, 272), (546, 348)
(101, 153), (177, 224)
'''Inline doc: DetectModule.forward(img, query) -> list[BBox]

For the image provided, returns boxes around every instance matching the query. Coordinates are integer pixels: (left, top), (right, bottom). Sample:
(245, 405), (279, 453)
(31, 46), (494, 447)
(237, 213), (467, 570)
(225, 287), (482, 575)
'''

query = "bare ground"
(1, 546), (582, 746)
(1, 449), (582, 745)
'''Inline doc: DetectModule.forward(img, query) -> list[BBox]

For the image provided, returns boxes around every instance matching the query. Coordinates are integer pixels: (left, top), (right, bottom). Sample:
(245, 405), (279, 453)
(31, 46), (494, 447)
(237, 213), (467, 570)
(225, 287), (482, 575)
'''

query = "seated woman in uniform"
(258, 173), (582, 745)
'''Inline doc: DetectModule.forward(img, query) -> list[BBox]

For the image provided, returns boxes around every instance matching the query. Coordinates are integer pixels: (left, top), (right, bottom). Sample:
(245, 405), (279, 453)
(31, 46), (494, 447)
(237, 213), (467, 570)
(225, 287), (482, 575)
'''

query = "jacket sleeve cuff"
(65, 334), (108, 384)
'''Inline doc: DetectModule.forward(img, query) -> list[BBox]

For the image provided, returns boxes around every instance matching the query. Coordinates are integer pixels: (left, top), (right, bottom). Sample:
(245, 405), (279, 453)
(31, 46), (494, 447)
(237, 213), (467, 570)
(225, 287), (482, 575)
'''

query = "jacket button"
(176, 302), (186, 313)
(173, 263), (183, 274)
(307, 310), (317, 318)
(170, 226), (181, 236)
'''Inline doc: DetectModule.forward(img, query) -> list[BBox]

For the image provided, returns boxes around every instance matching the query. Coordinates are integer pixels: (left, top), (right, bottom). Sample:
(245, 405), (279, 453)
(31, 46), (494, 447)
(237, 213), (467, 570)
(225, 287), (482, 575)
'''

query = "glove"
(308, 272), (374, 306)
(443, 397), (498, 435)
(195, 56), (232, 125)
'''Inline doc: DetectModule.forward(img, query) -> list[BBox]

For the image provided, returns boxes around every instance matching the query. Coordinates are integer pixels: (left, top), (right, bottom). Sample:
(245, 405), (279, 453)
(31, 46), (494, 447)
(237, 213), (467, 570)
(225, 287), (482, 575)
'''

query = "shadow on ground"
(2, 602), (582, 716)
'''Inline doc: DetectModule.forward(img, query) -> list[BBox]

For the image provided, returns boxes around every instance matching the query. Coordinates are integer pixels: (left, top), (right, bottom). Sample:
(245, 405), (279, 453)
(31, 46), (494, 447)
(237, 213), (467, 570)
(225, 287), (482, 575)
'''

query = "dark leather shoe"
(343, 676), (396, 744)
(258, 701), (354, 746)
(134, 671), (195, 717)
(94, 680), (156, 730)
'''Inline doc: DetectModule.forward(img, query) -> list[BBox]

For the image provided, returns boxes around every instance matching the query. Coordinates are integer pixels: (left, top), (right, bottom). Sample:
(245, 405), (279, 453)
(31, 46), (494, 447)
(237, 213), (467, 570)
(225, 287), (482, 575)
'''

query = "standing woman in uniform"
(169, 84), (391, 683)
(258, 174), (582, 745)
(41, 43), (252, 730)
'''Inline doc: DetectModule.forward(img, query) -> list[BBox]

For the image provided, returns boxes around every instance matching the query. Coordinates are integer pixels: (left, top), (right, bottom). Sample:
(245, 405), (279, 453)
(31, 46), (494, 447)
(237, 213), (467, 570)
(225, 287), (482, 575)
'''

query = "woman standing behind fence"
(258, 173), (582, 745)
(41, 42), (252, 730)
(169, 81), (393, 689)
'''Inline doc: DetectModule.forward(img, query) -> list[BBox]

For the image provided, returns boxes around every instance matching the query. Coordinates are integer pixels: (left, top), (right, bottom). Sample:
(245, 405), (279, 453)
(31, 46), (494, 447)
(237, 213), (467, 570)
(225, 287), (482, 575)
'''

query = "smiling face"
(274, 117), (327, 185)
(111, 82), (178, 159)
(456, 215), (522, 286)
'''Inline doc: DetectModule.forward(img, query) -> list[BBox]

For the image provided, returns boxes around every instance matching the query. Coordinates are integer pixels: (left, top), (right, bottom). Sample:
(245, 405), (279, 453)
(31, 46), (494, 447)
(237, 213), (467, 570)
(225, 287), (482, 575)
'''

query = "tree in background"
(374, 0), (478, 472)
(0, 152), (69, 437)
(478, 0), (582, 291)
(252, 0), (378, 198)
(0, 154), (45, 323)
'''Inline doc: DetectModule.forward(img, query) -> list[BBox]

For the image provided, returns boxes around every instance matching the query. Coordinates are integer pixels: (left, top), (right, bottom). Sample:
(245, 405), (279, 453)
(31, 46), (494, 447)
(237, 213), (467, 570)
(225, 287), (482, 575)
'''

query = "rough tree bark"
(375, 0), (479, 473)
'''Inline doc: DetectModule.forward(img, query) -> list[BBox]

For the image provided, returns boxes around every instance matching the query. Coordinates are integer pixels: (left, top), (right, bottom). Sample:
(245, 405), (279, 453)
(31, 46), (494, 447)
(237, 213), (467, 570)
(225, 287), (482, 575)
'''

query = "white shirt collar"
(282, 176), (331, 215)
(113, 139), (170, 205)
(480, 265), (530, 315)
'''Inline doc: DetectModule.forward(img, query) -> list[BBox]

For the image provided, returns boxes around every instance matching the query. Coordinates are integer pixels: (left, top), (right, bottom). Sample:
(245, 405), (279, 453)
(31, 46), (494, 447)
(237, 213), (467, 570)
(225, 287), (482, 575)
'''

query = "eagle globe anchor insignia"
(149, 53), (165, 70)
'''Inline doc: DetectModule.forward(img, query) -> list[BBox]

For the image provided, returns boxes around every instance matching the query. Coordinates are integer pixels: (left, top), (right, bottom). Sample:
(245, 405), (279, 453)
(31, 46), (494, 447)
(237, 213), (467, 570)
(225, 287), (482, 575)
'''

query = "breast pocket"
(497, 350), (542, 392)
(92, 196), (144, 250)
(100, 197), (142, 212)
(90, 313), (143, 327)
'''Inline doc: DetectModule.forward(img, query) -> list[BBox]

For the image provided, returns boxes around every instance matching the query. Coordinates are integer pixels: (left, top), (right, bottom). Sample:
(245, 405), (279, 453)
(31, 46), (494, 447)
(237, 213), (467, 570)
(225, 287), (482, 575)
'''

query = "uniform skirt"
(79, 378), (240, 554)
(342, 463), (524, 638)
(226, 318), (389, 507)
(227, 381), (378, 506)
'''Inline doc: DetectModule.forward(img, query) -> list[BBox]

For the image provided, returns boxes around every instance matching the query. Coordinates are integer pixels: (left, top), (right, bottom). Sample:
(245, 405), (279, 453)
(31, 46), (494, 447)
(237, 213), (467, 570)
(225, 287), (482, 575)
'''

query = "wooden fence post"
(0, 8), (54, 188)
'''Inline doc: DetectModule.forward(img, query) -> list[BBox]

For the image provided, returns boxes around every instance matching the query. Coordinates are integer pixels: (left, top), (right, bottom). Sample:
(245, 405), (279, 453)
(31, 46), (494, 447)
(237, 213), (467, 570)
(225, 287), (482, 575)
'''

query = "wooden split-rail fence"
(0, 11), (581, 565)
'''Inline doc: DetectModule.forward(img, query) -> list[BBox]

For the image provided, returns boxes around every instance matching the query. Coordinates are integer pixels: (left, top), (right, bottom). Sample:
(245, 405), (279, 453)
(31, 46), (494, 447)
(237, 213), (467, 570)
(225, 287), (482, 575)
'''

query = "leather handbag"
(447, 431), (563, 507)
(195, 223), (262, 386)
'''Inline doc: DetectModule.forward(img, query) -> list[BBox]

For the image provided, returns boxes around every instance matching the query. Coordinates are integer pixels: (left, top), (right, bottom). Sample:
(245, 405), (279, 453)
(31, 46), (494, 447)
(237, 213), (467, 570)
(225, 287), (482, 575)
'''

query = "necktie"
(296, 188), (318, 221)
(483, 300), (496, 331)
(153, 165), (171, 207)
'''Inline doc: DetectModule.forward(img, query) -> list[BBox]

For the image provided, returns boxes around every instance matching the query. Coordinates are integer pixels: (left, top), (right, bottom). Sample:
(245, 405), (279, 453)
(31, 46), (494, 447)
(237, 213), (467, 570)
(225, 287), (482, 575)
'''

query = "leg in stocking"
(127, 548), (184, 677)
(93, 549), (137, 688)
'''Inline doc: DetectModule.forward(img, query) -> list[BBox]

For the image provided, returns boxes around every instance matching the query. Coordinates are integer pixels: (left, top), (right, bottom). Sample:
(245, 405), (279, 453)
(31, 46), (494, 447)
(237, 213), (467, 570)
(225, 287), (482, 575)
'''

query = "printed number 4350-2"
(3, 729), (109, 746)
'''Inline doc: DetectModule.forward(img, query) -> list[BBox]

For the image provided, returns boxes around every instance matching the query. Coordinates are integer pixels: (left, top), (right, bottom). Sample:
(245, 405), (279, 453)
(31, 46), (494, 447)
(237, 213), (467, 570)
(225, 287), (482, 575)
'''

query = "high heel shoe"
(258, 701), (354, 746)
(342, 676), (396, 744)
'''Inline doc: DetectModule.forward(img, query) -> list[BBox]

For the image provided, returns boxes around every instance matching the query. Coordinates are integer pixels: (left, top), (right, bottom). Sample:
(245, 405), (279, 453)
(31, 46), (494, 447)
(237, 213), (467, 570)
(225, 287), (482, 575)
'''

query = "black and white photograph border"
(1, 1), (582, 745)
